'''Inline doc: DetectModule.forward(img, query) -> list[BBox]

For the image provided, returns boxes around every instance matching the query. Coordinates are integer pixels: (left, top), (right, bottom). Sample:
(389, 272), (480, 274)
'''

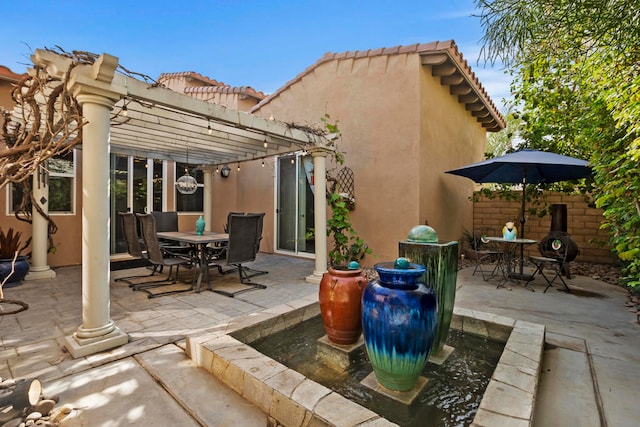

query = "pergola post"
(202, 166), (214, 231)
(306, 147), (331, 284)
(25, 164), (56, 280)
(63, 54), (128, 358)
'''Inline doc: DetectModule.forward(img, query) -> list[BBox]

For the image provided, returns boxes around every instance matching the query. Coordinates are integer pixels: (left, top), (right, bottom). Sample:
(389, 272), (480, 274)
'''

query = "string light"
(207, 120), (212, 135)
(122, 97), (128, 117)
(237, 163), (240, 171)
(263, 135), (268, 148)
(215, 164), (219, 173)
(262, 159), (265, 167)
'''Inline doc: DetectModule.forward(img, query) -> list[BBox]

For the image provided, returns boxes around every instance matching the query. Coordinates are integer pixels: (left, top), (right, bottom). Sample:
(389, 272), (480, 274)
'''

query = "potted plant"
(319, 191), (371, 345)
(0, 227), (30, 288)
(461, 228), (480, 260)
(314, 114), (372, 345)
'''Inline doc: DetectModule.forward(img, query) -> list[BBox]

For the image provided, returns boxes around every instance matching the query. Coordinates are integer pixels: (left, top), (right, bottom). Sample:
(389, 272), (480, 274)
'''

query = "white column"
(64, 93), (128, 358)
(202, 167), (214, 231)
(25, 164), (56, 280)
(306, 149), (329, 284)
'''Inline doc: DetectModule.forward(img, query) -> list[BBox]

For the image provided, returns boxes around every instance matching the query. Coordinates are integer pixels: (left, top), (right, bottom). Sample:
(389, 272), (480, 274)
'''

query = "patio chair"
(114, 212), (164, 286)
(210, 213), (267, 297)
(151, 211), (194, 256)
(528, 231), (572, 293)
(205, 211), (244, 261)
(472, 227), (501, 281)
(135, 213), (196, 298)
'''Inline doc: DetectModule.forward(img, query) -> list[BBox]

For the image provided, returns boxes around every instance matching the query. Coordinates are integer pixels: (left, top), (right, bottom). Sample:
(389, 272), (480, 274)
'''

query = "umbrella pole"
(519, 180), (526, 274)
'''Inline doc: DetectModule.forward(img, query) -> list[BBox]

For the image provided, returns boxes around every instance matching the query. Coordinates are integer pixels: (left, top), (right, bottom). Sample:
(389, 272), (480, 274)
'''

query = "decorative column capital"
(308, 146), (333, 157)
(68, 54), (121, 105)
(200, 166), (217, 174)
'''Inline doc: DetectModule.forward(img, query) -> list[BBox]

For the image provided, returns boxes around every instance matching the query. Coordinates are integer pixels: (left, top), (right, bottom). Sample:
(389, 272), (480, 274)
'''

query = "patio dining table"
(157, 231), (229, 292)
(486, 236), (537, 291)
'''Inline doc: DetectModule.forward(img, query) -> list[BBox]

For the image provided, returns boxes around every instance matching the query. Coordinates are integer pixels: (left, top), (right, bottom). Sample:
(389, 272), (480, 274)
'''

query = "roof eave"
(420, 46), (505, 131)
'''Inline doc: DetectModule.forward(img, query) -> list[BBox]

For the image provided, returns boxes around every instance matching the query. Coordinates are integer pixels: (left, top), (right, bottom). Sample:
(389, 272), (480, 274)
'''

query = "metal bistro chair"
(209, 213), (268, 297)
(135, 213), (196, 298)
(472, 228), (502, 281)
(528, 231), (572, 293)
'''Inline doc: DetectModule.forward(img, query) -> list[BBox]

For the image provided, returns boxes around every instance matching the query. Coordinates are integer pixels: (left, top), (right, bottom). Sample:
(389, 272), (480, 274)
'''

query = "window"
(9, 151), (75, 214)
(175, 162), (203, 212)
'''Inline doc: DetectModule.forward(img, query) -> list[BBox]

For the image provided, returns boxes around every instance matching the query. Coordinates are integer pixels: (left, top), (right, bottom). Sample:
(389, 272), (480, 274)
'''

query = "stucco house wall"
(419, 63), (486, 245)
(250, 44), (495, 263)
(1, 66), (82, 267)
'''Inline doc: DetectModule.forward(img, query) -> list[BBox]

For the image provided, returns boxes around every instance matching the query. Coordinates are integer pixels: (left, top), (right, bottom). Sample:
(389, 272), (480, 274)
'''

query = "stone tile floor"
(1, 254), (639, 426)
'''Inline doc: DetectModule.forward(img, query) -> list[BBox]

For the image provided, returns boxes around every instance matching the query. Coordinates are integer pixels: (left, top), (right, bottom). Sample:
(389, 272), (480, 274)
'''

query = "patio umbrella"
(445, 149), (591, 271)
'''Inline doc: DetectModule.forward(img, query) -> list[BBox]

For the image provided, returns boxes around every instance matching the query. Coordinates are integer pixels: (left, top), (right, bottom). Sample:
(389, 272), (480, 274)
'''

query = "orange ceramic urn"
(319, 263), (366, 345)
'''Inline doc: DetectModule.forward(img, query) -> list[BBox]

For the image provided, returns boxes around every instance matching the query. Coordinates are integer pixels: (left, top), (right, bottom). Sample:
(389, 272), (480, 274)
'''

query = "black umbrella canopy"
(445, 149), (591, 185)
(445, 149), (591, 273)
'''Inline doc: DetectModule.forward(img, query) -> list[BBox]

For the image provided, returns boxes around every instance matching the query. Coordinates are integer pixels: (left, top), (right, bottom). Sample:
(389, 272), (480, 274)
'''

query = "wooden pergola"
(21, 49), (333, 357)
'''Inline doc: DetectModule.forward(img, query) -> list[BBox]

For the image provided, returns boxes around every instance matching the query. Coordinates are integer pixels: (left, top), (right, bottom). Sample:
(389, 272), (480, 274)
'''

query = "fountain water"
(251, 314), (502, 426)
(185, 300), (545, 426)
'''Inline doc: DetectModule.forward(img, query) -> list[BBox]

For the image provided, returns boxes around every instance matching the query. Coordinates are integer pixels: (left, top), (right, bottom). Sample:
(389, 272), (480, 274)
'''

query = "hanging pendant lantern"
(175, 172), (198, 194)
(175, 144), (198, 195)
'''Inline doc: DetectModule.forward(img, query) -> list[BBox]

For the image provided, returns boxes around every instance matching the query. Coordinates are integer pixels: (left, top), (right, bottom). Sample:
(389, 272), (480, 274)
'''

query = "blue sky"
(1, 0), (511, 111)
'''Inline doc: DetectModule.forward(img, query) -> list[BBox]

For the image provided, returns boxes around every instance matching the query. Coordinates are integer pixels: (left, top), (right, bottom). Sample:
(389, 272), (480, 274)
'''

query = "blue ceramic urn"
(361, 258), (438, 391)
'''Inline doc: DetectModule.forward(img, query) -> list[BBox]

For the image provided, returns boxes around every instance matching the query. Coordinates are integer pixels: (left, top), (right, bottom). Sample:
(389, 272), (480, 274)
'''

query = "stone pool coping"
(185, 300), (545, 427)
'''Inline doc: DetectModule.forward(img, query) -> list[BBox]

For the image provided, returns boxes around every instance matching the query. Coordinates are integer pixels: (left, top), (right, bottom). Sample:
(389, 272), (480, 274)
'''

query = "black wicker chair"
(210, 213), (267, 297)
(114, 212), (163, 286)
(135, 213), (196, 298)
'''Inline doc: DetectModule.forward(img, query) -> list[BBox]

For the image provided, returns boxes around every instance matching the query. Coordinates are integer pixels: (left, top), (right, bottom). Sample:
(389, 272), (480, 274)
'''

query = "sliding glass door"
(276, 154), (315, 257)
(110, 155), (165, 254)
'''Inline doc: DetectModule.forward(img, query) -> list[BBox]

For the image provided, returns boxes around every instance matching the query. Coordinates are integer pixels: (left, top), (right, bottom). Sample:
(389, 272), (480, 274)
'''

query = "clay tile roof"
(0, 65), (26, 83)
(158, 71), (266, 100)
(251, 40), (505, 131)
(157, 71), (225, 87)
(184, 85), (266, 100)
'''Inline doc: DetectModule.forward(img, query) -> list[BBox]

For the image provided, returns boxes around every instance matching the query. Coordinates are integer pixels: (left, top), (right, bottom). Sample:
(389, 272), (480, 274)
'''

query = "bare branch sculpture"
(1, 60), (84, 190)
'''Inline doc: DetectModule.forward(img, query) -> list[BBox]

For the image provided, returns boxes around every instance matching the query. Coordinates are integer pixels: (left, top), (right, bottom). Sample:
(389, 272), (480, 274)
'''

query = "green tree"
(475, 0), (640, 286)
(485, 106), (524, 158)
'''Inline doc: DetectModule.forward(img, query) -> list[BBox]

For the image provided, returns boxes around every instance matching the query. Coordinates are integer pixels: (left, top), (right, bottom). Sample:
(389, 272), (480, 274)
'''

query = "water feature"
(250, 314), (503, 427)
(187, 300), (544, 426)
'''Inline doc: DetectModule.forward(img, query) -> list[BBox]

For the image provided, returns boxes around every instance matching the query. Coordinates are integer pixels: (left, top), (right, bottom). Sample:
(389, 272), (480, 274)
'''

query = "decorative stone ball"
(347, 261), (360, 270)
(406, 225), (438, 243)
(394, 257), (411, 269)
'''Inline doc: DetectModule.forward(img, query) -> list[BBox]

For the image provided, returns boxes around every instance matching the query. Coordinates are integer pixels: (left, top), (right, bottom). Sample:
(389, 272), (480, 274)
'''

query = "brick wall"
(473, 192), (617, 264)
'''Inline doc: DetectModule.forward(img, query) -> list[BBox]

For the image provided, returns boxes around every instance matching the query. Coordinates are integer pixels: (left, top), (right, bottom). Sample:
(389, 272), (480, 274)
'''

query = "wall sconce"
(220, 165), (231, 178)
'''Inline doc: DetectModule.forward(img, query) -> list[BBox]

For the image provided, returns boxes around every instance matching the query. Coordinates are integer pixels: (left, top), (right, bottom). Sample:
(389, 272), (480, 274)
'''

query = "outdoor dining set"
(446, 149), (591, 293)
(471, 228), (573, 293)
(116, 211), (268, 298)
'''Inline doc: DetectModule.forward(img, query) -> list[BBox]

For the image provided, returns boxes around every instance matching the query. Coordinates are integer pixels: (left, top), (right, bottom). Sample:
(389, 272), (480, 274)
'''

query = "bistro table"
(486, 236), (537, 291)
(157, 231), (229, 292)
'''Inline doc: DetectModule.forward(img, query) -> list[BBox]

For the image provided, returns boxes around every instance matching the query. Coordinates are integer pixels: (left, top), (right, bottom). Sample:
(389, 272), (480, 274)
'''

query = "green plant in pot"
(0, 227), (30, 289)
(327, 192), (371, 266)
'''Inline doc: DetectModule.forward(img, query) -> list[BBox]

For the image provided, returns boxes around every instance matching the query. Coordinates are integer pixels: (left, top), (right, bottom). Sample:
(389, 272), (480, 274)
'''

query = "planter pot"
(319, 265), (366, 345)
(361, 259), (438, 391)
(0, 256), (30, 288)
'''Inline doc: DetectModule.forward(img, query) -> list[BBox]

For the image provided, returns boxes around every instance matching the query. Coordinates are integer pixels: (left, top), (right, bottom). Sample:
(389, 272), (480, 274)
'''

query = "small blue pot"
(0, 256), (30, 288)
(361, 259), (438, 391)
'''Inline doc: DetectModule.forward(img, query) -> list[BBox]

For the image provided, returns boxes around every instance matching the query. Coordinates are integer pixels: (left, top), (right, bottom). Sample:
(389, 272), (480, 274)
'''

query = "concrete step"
(533, 333), (602, 427)
(135, 344), (267, 427)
